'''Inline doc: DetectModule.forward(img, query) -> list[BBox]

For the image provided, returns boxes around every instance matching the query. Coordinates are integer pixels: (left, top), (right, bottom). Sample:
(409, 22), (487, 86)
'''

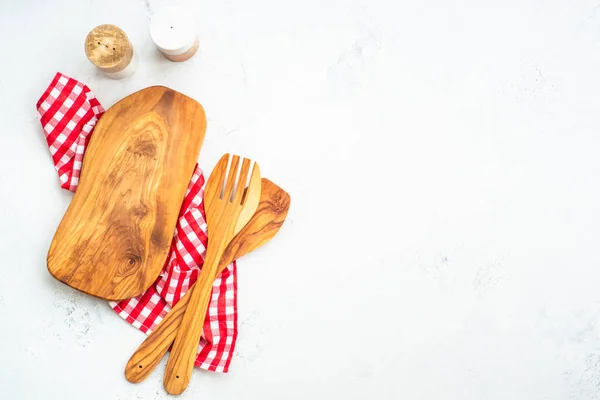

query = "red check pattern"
(37, 72), (238, 372)
(36, 72), (105, 191)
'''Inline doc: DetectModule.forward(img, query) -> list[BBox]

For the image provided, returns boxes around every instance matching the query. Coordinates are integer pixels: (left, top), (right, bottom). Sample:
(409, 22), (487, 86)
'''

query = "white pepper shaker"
(149, 6), (199, 62)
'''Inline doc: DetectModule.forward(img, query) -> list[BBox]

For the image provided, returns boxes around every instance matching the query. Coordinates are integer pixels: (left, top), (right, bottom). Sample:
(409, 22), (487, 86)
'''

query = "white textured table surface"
(2, 0), (600, 398)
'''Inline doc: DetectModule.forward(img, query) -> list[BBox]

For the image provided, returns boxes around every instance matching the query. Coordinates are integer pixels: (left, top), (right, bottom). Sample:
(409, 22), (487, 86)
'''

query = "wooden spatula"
(163, 154), (262, 394)
(47, 86), (206, 301)
(124, 178), (290, 383)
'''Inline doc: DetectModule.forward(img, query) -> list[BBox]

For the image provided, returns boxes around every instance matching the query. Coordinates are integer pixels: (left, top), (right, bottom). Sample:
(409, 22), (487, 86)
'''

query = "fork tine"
(235, 158), (252, 204)
(205, 154), (230, 208)
(223, 155), (240, 201)
(234, 161), (261, 232)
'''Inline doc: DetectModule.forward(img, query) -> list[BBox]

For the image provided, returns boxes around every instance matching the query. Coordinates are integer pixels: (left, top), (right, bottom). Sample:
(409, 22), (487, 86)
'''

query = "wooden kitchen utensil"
(164, 154), (262, 394)
(47, 86), (206, 301)
(125, 178), (291, 383)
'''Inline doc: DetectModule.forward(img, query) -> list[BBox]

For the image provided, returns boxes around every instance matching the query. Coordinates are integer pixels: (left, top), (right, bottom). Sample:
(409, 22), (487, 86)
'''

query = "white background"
(1, 0), (600, 398)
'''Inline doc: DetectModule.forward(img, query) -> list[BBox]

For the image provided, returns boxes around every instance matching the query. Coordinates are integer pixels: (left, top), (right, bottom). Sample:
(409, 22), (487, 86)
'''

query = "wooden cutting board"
(47, 86), (206, 301)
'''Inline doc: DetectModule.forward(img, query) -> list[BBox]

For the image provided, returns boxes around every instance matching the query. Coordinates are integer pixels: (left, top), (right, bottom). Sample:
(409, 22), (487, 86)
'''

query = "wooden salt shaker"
(84, 24), (138, 79)
(149, 7), (199, 62)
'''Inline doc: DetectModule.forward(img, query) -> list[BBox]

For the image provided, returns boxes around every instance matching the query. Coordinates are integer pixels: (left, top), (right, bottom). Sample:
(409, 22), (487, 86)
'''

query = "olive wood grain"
(47, 86), (206, 301)
(164, 154), (261, 394)
(124, 178), (291, 383)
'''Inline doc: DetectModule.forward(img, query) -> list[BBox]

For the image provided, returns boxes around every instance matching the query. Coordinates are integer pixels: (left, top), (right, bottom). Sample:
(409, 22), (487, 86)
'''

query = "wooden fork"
(124, 179), (291, 384)
(163, 154), (261, 394)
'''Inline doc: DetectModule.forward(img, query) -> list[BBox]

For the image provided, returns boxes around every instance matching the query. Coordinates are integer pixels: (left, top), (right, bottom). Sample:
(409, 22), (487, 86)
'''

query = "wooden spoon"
(47, 86), (206, 300)
(124, 178), (290, 383)
(164, 154), (262, 394)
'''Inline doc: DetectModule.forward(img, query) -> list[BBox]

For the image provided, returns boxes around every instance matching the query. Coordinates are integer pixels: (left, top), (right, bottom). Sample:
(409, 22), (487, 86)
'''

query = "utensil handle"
(163, 251), (221, 394)
(125, 250), (236, 383)
(124, 284), (194, 383)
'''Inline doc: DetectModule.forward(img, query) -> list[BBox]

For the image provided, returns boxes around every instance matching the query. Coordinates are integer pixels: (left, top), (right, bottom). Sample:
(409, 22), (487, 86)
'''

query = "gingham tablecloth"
(37, 72), (238, 372)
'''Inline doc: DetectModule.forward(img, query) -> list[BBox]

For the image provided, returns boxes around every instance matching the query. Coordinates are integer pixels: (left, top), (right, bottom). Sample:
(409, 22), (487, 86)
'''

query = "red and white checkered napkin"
(37, 72), (238, 372)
